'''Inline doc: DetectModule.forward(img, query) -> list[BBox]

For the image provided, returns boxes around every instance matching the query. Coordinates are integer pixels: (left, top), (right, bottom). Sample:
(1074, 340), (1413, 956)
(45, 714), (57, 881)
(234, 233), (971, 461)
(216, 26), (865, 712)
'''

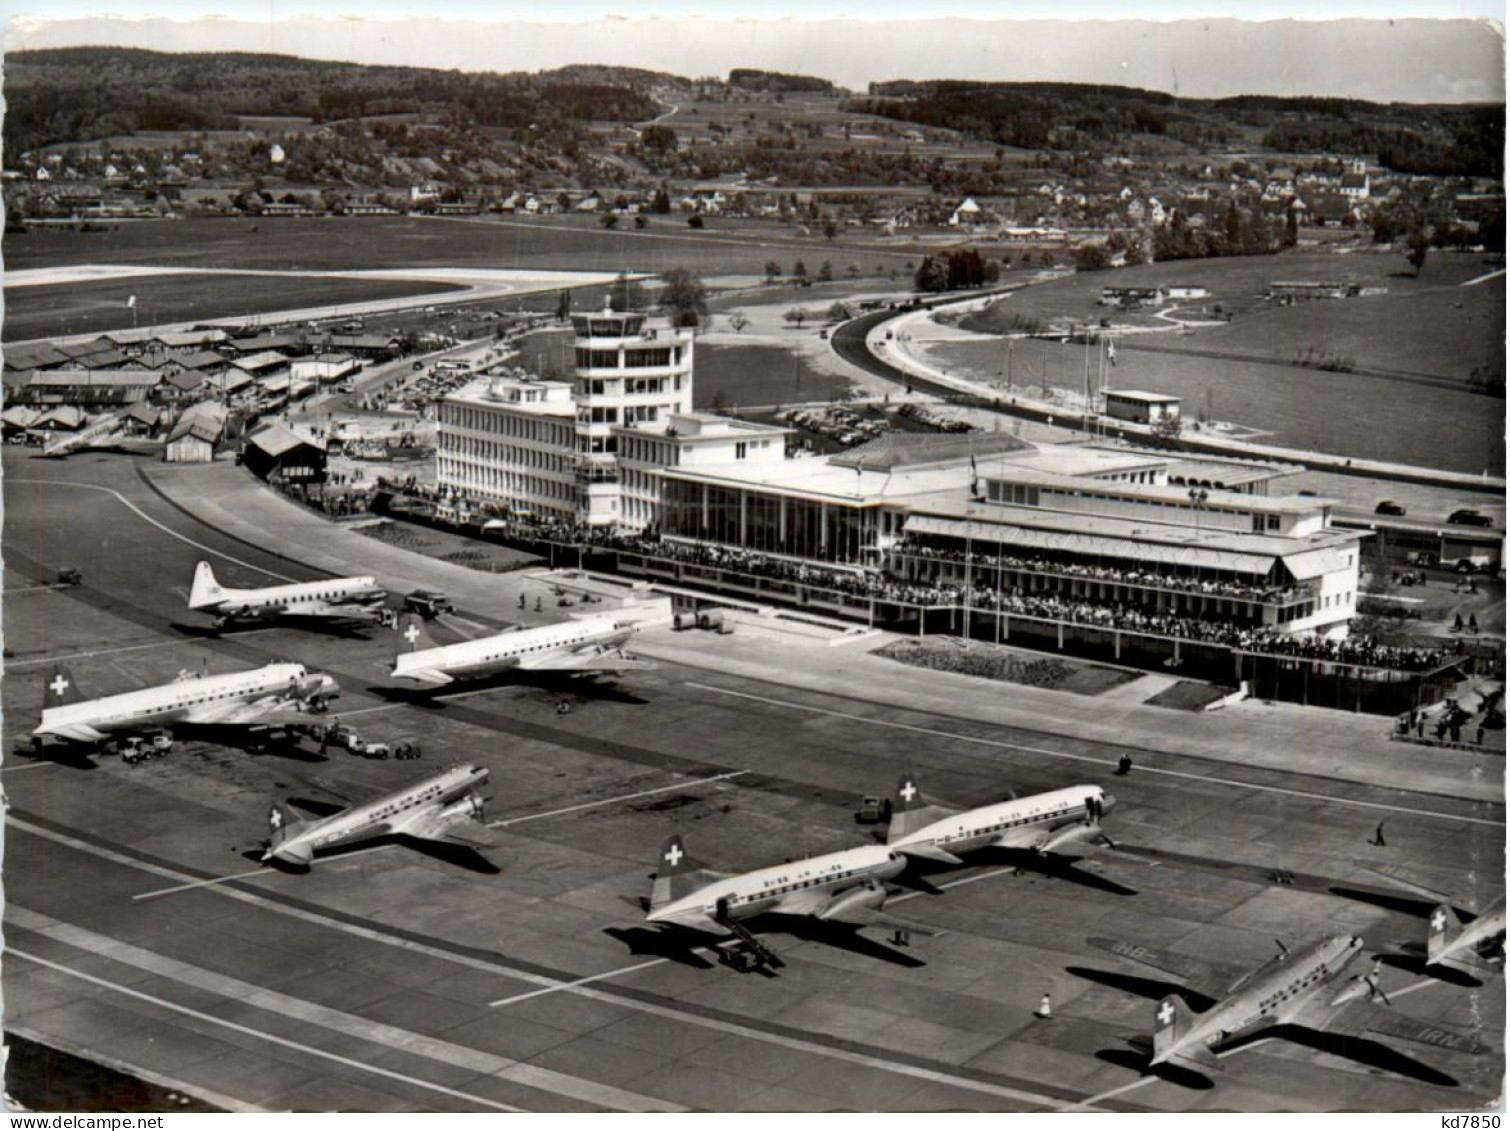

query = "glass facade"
(662, 479), (882, 563)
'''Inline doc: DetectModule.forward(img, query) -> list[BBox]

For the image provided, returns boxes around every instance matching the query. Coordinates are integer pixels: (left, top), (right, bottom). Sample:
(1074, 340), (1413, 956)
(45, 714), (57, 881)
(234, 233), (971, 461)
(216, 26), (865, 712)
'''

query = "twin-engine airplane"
(645, 834), (937, 963)
(189, 562), (387, 627)
(30, 661), (339, 749)
(1089, 934), (1487, 1076)
(264, 763), (493, 867)
(391, 612), (654, 687)
(887, 773), (1116, 865)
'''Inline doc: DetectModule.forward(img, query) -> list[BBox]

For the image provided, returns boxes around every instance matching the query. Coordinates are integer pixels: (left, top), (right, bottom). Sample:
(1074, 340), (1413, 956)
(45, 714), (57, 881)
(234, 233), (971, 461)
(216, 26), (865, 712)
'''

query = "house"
(1165, 285), (1210, 300)
(242, 424), (327, 483)
(167, 349), (230, 376)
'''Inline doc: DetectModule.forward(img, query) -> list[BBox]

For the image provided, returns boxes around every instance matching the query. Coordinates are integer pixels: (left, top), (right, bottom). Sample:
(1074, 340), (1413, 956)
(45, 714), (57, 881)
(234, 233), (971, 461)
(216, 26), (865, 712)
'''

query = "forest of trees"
(4, 48), (660, 155)
(854, 81), (1504, 178)
(728, 69), (835, 94)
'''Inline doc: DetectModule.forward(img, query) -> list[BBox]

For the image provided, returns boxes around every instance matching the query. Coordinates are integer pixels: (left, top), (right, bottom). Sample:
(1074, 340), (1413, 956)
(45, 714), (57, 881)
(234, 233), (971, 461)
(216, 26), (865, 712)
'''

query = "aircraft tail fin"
(188, 561), (224, 610)
(649, 834), (722, 910)
(265, 802), (314, 865)
(397, 613), (438, 653)
(1427, 903), (1466, 966)
(886, 772), (959, 842)
(1152, 994), (1219, 1070)
(43, 663), (87, 708)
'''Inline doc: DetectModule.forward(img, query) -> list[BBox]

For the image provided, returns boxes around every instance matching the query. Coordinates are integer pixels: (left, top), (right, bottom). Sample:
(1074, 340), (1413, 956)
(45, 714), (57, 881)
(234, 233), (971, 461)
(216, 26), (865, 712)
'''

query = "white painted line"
(2, 761), (54, 774)
(489, 959), (665, 1007)
(4, 584), (68, 595)
(7, 816), (1094, 1112)
(1057, 1073), (1158, 1111)
(488, 770), (749, 828)
(9, 479), (299, 583)
(8, 948), (530, 1113)
(133, 867), (276, 901)
(8, 635), (273, 669)
(686, 682), (1504, 828)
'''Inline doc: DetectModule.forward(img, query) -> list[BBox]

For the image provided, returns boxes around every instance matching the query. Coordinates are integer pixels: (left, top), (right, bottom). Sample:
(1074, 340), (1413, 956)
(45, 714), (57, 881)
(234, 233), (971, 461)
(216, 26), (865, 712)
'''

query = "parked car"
(1374, 500), (1406, 517)
(1448, 509), (1494, 528)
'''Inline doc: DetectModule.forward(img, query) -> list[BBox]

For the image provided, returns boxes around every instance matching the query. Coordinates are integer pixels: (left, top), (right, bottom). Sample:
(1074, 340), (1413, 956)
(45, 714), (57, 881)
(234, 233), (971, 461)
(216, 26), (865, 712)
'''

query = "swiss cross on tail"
(657, 834), (698, 877)
(396, 613), (436, 653)
(894, 774), (923, 811)
(44, 664), (86, 707)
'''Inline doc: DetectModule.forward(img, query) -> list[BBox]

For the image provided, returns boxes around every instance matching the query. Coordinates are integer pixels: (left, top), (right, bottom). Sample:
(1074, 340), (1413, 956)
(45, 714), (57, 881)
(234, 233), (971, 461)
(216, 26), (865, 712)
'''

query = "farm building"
(1269, 281), (1360, 303)
(1104, 390), (1182, 426)
(1165, 285), (1210, 299)
(165, 403), (228, 463)
(242, 424), (327, 484)
(1099, 286), (1165, 308)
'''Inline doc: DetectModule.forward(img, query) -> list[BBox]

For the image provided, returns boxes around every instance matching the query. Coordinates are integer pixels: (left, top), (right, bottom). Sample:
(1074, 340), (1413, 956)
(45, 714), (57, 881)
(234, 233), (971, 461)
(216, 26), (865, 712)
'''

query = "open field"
(2, 273), (467, 342)
(919, 334), (1502, 476)
(963, 250), (1498, 337)
(693, 344), (855, 410)
(5, 214), (935, 278)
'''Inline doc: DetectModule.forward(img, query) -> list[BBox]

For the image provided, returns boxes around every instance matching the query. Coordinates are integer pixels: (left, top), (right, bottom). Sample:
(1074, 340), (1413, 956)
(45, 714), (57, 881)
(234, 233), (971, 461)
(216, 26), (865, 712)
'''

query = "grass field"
(5, 214), (934, 278)
(2, 274), (466, 342)
(921, 334), (1501, 474)
(693, 344), (855, 409)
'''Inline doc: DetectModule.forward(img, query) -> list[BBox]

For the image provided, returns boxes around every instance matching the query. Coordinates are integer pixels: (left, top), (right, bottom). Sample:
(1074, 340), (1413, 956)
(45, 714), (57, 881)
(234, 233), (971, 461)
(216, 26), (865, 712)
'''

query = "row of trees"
(914, 249), (1002, 292)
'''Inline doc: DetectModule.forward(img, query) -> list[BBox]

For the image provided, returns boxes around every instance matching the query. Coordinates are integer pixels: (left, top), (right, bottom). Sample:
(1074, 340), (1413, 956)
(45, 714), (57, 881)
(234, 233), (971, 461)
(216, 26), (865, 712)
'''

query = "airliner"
(645, 834), (936, 963)
(188, 561), (387, 627)
(1089, 935), (1486, 1076)
(30, 661), (340, 749)
(264, 762), (492, 867)
(390, 612), (654, 687)
(1427, 897), (1506, 975)
(886, 773), (1115, 865)
(41, 413), (136, 458)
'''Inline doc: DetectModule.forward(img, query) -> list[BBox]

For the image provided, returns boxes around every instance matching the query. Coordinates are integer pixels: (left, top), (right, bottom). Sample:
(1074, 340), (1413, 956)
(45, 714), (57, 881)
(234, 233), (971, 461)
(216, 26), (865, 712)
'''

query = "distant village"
(6, 90), (1503, 263)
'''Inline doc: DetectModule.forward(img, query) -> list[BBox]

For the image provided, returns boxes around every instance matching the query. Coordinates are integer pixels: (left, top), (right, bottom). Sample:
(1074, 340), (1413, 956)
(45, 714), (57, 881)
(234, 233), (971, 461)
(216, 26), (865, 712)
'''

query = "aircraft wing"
(893, 842), (964, 865)
(286, 601), (383, 620)
(819, 902), (947, 937)
(516, 648), (657, 673)
(397, 808), (496, 849)
(394, 667), (456, 687)
(37, 721), (109, 744)
(1087, 937), (1245, 997)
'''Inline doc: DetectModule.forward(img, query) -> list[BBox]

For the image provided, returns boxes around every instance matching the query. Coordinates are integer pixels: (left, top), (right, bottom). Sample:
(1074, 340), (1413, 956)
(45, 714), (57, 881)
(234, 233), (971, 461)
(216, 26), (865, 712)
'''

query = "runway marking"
(4, 583), (71, 595)
(10, 815), (1095, 1112)
(7, 949), (531, 1113)
(686, 683), (1504, 828)
(132, 866), (277, 901)
(8, 905), (682, 1113)
(7, 635), (273, 669)
(488, 770), (749, 827)
(9, 479), (300, 584)
(489, 959), (666, 1007)
(2, 761), (54, 774)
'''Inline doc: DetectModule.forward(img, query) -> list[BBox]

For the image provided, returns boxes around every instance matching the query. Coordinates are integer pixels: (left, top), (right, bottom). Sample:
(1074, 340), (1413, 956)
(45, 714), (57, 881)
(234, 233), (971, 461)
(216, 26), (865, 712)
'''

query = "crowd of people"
(376, 500), (1452, 674)
(893, 540), (1298, 604)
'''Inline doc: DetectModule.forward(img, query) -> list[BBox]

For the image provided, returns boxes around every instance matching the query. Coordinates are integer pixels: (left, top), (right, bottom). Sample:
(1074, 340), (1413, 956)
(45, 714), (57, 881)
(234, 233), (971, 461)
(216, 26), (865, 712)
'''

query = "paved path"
(136, 459), (1503, 806)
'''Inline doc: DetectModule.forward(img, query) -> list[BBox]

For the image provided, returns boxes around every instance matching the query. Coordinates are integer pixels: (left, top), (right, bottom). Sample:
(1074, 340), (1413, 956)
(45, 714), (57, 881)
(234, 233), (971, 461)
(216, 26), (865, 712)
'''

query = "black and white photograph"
(0, 2), (1503, 1115)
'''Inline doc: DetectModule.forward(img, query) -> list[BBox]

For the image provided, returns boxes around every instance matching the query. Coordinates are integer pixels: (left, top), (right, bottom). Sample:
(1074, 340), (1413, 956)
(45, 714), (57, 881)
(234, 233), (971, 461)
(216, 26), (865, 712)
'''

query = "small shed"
(1104, 390), (1182, 426)
(165, 403), (227, 463)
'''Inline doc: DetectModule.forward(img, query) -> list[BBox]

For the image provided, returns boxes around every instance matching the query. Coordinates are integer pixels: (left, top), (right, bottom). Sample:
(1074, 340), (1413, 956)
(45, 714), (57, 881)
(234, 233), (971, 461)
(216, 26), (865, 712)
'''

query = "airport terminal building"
(436, 307), (788, 528)
(653, 432), (1363, 640)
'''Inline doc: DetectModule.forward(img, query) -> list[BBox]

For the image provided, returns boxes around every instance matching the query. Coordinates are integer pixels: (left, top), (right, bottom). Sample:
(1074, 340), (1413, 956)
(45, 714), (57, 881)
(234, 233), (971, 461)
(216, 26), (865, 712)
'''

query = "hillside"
(853, 81), (1503, 177)
(4, 48), (662, 156)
